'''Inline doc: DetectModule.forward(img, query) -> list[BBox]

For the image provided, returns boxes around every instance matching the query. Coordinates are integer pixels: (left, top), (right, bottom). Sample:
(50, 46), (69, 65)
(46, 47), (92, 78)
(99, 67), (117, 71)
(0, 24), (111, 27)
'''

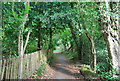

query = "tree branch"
(23, 30), (31, 54)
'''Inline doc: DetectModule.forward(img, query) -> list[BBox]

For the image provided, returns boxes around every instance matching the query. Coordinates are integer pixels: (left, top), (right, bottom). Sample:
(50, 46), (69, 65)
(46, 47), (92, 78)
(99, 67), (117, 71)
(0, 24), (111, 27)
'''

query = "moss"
(80, 65), (98, 79)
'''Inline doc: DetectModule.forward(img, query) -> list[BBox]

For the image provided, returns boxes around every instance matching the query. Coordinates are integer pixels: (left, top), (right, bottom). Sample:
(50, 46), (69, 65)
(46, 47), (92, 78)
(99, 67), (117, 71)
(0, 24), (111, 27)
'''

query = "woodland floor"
(41, 53), (85, 79)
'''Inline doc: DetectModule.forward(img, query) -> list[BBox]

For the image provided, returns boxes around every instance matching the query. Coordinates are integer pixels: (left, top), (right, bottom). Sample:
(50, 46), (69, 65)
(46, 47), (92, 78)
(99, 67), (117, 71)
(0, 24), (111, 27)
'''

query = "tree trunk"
(85, 32), (97, 72)
(81, 20), (97, 72)
(77, 2), (97, 72)
(98, 1), (120, 72)
(18, 31), (21, 56)
(106, 1), (120, 72)
(23, 30), (31, 54)
(96, 2), (113, 71)
(49, 27), (52, 49)
(18, 2), (30, 79)
(37, 25), (41, 50)
(19, 32), (24, 79)
(69, 23), (81, 60)
(47, 27), (53, 58)
(12, 1), (14, 13)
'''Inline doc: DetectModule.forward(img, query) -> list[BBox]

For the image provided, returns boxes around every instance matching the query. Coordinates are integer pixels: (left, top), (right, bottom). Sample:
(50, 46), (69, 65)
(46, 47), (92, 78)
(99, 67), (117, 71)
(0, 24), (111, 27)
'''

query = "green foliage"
(80, 65), (98, 79)
(32, 64), (47, 79)
(58, 28), (73, 49)
(99, 71), (119, 80)
(96, 48), (111, 72)
(36, 64), (47, 77)
(96, 62), (110, 72)
(47, 53), (57, 65)
(80, 34), (92, 65)
(2, 2), (119, 80)
(96, 49), (119, 80)
(25, 41), (38, 54)
(63, 51), (78, 61)
(2, 2), (32, 56)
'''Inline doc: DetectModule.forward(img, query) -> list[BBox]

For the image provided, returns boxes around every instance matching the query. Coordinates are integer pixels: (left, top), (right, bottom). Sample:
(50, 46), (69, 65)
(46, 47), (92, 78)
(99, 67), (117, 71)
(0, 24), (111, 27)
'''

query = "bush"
(26, 41), (38, 53)
(96, 62), (119, 80)
(80, 65), (98, 79)
(32, 64), (47, 79)
(99, 71), (119, 80)
(36, 64), (47, 77)
(47, 53), (57, 65)
(63, 51), (78, 61)
(96, 62), (110, 72)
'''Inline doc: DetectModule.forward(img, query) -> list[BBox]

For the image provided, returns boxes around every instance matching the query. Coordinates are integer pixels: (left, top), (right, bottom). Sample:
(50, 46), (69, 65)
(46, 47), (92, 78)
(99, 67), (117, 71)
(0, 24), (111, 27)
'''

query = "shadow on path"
(51, 53), (75, 79)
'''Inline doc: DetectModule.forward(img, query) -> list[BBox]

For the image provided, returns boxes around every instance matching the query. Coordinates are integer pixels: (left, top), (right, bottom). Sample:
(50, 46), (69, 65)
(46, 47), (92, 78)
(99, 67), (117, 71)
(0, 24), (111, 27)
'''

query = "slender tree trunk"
(23, 30), (31, 54)
(18, 31), (21, 56)
(19, 32), (24, 79)
(18, 2), (30, 79)
(37, 25), (41, 50)
(77, 2), (97, 72)
(81, 19), (97, 72)
(85, 32), (97, 72)
(69, 23), (81, 60)
(81, 40), (84, 61)
(12, 1), (14, 13)
(49, 27), (52, 49)
(47, 27), (52, 58)
(69, 3), (81, 60)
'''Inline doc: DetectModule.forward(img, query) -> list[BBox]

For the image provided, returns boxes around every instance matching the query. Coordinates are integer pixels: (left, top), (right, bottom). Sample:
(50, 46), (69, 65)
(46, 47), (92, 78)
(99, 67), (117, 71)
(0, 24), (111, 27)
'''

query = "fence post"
(0, 60), (6, 80)
(0, 50), (47, 79)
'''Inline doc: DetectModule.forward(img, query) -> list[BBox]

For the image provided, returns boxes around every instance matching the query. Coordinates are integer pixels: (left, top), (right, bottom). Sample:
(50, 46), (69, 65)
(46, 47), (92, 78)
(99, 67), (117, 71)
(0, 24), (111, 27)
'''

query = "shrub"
(96, 62), (110, 72)
(47, 53), (57, 65)
(80, 65), (98, 79)
(35, 64), (47, 78)
(99, 71), (119, 80)
(63, 51), (78, 61)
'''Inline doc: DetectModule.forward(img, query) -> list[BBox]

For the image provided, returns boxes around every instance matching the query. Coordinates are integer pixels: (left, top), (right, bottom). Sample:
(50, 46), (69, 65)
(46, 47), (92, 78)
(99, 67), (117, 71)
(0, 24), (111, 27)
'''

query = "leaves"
(2, 3), (119, 80)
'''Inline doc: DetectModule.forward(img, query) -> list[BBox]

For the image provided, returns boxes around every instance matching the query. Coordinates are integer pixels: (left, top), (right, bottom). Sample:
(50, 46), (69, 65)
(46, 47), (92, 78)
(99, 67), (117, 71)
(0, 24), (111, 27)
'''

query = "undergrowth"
(32, 64), (47, 79)
(47, 53), (57, 65)
(62, 51), (79, 62)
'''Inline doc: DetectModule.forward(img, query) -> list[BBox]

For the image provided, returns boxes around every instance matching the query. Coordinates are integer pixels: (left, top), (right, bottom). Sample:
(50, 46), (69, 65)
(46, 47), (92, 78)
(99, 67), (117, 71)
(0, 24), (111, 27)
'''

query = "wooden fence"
(0, 50), (47, 80)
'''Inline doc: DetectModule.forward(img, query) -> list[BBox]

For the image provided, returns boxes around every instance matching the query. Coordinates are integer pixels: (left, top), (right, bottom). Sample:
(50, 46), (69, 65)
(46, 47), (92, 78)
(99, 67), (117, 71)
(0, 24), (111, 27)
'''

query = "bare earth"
(52, 54), (75, 79)
(41, 53), (84, 79)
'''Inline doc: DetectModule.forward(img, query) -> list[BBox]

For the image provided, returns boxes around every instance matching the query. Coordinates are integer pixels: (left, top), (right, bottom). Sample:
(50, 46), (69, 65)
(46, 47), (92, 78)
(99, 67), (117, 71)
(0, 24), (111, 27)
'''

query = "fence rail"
(0, 50), (47, 80)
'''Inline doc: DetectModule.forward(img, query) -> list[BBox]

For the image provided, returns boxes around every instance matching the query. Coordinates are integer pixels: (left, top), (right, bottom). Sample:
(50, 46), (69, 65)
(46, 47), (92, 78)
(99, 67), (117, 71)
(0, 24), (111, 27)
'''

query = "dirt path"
(40, 53), (84, 79)
(52, 54), (74, 79)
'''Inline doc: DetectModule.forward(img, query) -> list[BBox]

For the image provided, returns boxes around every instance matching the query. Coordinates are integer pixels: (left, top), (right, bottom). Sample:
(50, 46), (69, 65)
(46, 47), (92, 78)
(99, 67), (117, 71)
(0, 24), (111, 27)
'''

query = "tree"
(97, 1), (120, 72)
(76, 2), (98, 72)
(18, 2), (31, 79)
